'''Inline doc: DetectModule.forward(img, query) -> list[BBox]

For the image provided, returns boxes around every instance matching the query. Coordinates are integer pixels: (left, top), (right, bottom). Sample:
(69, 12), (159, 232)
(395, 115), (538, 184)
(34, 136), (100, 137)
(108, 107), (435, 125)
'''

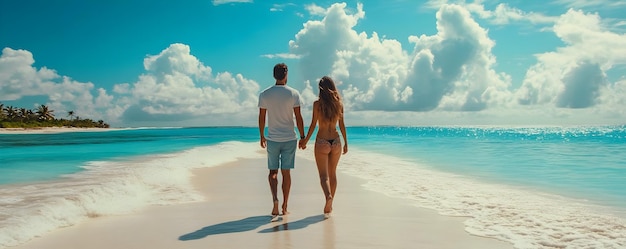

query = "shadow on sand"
(258, 214), (326, 233)
(179, 215), (272, 241)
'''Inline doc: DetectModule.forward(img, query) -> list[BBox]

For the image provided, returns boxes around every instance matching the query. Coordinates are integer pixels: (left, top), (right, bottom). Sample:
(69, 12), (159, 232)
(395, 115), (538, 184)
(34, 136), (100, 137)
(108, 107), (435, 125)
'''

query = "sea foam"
(338, 148), (626, 249)
(0, 141), (262, 248)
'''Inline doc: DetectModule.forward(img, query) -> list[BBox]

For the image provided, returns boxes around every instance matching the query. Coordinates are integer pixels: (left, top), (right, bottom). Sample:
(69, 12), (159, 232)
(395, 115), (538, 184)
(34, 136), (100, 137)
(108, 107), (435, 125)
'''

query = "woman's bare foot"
(323, 196), (333, 214)
(282, 202), (290, 215)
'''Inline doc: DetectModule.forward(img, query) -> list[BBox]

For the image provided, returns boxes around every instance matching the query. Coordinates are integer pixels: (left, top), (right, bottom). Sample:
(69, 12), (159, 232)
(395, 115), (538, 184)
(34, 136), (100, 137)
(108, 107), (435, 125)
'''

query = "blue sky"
(1, 0), (625, 127)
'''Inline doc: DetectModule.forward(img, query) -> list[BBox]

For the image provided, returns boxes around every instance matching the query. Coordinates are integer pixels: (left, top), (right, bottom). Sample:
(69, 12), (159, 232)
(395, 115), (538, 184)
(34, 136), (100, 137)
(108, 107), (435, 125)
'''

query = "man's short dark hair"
(273, 63), (288, 80)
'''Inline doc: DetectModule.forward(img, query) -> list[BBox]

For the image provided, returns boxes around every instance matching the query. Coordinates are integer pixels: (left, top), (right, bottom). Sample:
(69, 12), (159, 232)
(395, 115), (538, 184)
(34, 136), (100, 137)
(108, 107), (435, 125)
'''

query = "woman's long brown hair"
(317, 76), (343, 122)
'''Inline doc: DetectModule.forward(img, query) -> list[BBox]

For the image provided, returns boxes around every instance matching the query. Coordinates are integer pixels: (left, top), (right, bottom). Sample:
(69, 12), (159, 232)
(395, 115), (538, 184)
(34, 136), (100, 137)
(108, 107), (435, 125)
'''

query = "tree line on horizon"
(0, 102), (110, 129)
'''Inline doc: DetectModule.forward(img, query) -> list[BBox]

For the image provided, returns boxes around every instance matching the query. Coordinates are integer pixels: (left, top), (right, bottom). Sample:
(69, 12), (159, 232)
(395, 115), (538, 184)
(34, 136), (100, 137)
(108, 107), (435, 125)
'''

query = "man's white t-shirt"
(258, 84), (303, 142)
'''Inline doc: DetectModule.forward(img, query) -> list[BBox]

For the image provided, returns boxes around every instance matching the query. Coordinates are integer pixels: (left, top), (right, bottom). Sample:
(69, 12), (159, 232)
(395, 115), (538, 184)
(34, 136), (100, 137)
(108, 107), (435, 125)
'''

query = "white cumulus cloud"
(516, 9), (626, 116)
(0, 48), (57, 100)
(287, 2), (625, 125)
(117, 43), (260, 124)
(0, 47), (112, 121)
(0, 44), (262, 126)
(290, 3), (511, 113)
(212, 0), (252, 6)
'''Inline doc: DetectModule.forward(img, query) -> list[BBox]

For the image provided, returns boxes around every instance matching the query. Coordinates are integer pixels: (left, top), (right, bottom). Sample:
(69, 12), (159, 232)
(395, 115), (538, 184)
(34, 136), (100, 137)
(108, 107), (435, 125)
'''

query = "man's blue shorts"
(266, 139), (297, 170)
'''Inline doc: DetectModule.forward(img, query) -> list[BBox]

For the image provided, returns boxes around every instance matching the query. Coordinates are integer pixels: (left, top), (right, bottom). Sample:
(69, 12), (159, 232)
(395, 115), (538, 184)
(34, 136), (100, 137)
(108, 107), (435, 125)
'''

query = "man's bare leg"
(269, 170), (279, 216)
(281, 169), (291, 215)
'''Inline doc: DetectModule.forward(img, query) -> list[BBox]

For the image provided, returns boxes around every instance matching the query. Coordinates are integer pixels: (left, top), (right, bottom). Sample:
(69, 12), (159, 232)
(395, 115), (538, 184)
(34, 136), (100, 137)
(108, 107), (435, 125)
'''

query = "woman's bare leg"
(324, 144), (341, 214)
(314, 145), (333, 214)
(328, 144), (342, 199)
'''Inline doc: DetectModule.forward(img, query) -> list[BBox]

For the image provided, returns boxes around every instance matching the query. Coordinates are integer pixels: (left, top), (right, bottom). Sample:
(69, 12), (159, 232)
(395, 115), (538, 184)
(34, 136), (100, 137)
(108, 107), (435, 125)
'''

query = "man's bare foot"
(271, 200), (279, 216)
(282, 202), (290, 215)
(323, 196), (333, 214)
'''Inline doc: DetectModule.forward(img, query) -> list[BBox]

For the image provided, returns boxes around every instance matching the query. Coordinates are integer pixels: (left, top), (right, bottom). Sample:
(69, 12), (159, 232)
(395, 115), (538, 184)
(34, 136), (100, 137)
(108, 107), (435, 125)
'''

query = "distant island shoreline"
(0, 127), (121, 134)
(1, 103), (111, 132)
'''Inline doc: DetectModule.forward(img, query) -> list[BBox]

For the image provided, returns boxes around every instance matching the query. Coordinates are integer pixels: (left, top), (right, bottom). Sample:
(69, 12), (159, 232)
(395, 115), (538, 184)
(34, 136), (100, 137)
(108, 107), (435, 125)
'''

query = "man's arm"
(259, 108), (267, 148)
(294, 106), (305, 139)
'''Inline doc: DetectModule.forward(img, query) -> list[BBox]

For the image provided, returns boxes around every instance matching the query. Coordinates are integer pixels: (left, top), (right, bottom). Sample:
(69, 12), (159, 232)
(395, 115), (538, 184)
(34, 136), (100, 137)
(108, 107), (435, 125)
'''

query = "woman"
(299, 76), (348, 216)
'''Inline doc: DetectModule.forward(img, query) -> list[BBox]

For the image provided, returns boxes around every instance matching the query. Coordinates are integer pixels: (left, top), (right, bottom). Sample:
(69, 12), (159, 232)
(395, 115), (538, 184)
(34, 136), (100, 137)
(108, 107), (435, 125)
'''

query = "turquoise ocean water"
(1, 126), (625, 248)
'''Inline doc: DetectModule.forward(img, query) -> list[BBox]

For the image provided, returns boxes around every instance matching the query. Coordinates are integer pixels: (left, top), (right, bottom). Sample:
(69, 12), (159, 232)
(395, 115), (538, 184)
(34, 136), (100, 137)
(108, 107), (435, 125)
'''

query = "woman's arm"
(339, 107), (348, 154)
(301, 101), (319, 149)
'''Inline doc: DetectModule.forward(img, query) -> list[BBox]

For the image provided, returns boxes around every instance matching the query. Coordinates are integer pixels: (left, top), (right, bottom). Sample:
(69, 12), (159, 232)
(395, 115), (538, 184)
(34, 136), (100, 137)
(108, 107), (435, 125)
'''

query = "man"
(258, 63), (305, 218)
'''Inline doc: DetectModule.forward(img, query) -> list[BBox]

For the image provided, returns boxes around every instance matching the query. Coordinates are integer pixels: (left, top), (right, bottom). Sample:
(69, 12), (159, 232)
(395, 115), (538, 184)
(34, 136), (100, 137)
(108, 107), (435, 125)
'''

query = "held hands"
(298, 138), (308, 150)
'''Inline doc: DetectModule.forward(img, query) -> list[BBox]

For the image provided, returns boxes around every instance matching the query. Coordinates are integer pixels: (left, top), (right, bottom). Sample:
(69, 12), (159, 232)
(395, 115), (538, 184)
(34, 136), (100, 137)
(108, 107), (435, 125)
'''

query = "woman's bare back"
(316, 119), (340, 139)
(313, 100), (341, 139)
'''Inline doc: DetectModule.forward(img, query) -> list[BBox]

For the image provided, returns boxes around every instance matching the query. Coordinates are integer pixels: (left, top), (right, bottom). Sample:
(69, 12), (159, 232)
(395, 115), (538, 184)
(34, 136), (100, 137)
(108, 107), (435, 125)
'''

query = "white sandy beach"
(11, 157), (513, 249)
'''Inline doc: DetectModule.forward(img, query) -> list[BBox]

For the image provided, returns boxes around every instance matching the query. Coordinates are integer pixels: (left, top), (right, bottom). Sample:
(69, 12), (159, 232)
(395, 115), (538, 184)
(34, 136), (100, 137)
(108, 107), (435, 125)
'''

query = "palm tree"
(5, 106), (17, 121)
(67, 110), (75, 120)
(0, 102), (5, 120)
(17, 108), (29, 122)
(36, 105), (55, 121)
(97, 120), (110, 128)
(26, 109), (36, 122)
